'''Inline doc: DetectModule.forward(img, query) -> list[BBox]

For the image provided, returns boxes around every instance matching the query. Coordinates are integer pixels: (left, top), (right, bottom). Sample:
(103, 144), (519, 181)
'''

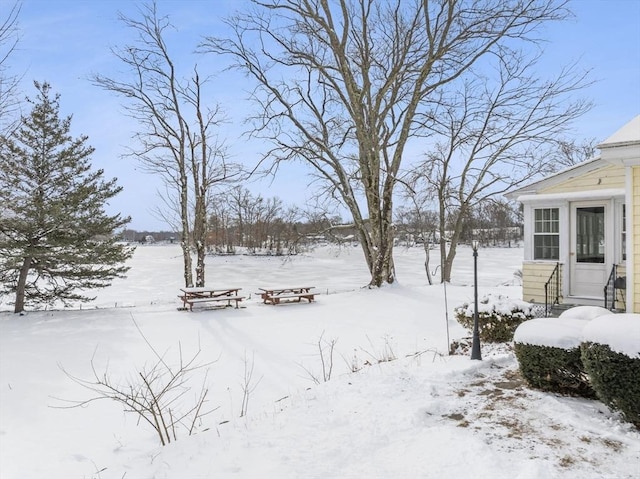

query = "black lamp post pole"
(471, 241), (482, 360)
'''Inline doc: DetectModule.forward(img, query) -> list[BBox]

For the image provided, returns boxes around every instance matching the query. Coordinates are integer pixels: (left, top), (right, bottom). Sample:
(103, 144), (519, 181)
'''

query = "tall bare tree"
(410, 50), (590, 282)
(93, 1), (237, 287)
(201, 0), (573, 287)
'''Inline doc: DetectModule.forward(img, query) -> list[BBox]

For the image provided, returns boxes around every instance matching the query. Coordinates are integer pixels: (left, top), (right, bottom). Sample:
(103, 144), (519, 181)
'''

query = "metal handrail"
(604, 264), (624, 311)
(544, 262), (561, 317)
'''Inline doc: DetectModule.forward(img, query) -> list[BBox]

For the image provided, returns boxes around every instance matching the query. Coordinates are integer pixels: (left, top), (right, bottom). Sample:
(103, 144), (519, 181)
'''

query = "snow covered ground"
(0, 244), (638, 478)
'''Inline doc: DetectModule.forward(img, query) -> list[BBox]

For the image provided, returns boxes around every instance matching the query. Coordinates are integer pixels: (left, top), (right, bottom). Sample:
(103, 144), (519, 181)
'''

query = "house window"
(533, 208), (559, 260)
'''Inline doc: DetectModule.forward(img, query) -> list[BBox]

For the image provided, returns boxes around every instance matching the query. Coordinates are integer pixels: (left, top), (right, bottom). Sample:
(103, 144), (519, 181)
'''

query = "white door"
(570, 203), (608, 298)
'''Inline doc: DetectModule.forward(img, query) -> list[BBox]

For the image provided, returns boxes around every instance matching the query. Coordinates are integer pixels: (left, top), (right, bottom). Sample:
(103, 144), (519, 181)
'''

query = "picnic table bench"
(178, 286), (244, 311)
(258, 286), (317, 305)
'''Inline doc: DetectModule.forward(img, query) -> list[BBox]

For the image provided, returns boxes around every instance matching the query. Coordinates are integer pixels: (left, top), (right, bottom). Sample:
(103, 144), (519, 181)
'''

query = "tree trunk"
(180, 172), (193, 288)
(368, 237), (395, 287)
(423, 238), (433, 286)
(366, 190), (396, 287)
(14, 256), (31, 313)
(438, 193), (448, 283)
(193, 182), (207, 287)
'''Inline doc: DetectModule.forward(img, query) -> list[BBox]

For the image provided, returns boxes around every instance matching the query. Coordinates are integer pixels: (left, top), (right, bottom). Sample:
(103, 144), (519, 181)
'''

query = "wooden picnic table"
(258, 286), (316, 305)
(178, 286), (244, 311)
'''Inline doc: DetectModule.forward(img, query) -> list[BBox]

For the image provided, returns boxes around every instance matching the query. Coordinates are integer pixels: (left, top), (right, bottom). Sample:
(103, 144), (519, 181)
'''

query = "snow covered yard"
(1, 244), (638, 478)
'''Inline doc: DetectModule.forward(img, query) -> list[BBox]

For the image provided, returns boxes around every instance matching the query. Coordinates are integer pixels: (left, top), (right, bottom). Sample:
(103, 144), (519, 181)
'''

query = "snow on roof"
(599, 115), (640, 148)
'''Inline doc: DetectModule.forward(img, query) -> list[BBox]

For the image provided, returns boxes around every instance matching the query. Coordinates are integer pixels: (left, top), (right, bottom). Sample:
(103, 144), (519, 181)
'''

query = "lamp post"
(471, 240), (482, 360)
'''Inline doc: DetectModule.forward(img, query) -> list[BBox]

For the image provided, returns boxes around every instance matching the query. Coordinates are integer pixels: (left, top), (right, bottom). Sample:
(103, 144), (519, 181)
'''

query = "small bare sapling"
(239, 350), (263, 418)
(361, 334), (397, 365)
(299, 331), (338, 384)
(55, 318), (218, 446)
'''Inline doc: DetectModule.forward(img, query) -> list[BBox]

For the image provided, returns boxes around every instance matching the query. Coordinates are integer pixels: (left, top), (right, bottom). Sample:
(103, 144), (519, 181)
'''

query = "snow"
(600, 115), (640, 146)
(559, 306), (613, 321)
(514, 318), (589, 349)
(1, 244), (639, 479)
(456, 293), (533, 318)
(513, 307), (638, 357)
(513, 306), (616, 349)
(583, 314), (640, 358)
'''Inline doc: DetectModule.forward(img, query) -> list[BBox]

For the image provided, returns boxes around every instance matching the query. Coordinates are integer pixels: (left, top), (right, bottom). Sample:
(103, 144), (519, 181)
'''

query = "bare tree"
(93, 1), (238, 287)
(0, 0), (21, 133)
(395, 202), (438, 285)
(411, 51), (590, 282)
(548, 137), (597, 171)
(201, 0), (572, 287)
(469, 199), (520, 246)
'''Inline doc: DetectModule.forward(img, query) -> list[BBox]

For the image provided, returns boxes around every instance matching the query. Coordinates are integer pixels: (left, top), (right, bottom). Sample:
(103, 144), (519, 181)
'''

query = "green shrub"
(581, 342), (640, 428)
(514, 342), (596, 398)
(454, 294), (533, 343)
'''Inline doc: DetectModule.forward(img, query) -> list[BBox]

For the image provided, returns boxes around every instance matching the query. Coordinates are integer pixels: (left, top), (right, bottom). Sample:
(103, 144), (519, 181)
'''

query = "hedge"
(514, 342), (595, 398)
(455, 294), (533, 343)
(581, 342), (640, 427)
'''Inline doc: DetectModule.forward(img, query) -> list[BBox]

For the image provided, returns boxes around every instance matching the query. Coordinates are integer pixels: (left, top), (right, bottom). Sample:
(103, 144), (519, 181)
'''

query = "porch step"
(530, 302), (595, 318)
(549, 303), (579, 317)
(565, 296), (605, 307)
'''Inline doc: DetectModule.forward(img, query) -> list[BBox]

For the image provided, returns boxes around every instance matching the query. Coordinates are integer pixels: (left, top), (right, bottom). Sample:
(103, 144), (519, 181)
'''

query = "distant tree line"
(395, 199), (522, 247)
(125, 187), (522, 259)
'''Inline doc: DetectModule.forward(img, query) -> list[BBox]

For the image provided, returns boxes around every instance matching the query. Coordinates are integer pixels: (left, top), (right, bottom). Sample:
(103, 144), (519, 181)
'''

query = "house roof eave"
(515, 188), (625, 204)
(504, 156), (604, 200)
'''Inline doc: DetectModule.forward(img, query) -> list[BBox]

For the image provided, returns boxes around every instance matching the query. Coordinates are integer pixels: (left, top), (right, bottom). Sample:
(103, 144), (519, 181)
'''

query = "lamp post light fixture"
(471, 240), (482, 360)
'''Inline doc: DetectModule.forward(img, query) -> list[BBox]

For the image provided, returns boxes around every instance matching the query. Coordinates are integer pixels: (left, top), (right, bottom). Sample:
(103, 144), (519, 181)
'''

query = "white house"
(506, 115), (640, 314)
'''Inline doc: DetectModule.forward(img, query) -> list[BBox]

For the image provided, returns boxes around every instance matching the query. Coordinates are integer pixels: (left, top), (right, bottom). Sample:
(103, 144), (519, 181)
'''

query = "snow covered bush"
(454, 294), (533, 343)
(558, 306), (612, 320)
(581, 314), (640, 428)
(513, 318), (596, 398)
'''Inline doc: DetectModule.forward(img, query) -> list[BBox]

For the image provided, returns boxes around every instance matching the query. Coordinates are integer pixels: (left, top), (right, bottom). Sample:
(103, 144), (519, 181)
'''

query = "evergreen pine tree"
(0, 81), (134, 313)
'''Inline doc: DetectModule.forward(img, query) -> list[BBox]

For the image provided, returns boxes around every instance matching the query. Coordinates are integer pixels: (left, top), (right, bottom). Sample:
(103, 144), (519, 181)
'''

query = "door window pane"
(576, 206), (604, 263)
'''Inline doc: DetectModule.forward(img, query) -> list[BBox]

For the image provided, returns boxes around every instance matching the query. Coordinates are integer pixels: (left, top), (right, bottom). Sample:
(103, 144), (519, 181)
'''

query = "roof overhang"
(515, 188), (625, 204)
(598, 115), (640, 165)
(600, 146), (640, 166)
(504, 157), (604, 200)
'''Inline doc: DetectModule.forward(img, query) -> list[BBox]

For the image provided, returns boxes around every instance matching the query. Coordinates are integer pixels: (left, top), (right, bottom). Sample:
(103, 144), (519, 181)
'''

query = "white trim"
(524, 202), (567, 261)
(614, 200), (626, 264)
(517, 188), (625, 203)
(559, 206), (570, 298)
(626, 167), (634, 313)
(523, 206), (532, 260)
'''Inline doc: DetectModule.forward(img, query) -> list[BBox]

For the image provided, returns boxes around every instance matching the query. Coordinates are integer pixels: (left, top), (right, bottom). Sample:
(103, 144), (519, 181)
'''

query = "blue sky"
(3, 0), (640, 231)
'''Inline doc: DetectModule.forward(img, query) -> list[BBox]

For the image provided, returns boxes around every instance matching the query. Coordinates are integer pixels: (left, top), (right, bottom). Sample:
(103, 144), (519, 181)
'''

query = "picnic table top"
(181, 286), (242, 294)
(258, 286), (315, 293)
